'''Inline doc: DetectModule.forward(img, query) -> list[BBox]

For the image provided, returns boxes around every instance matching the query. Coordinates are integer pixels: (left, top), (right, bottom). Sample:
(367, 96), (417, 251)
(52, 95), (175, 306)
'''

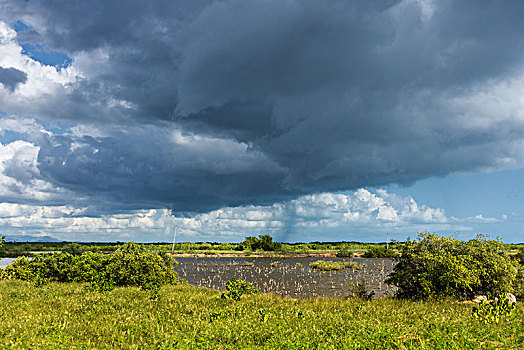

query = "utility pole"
(171, 223), (178, 252)
(386, 232), (389, 250)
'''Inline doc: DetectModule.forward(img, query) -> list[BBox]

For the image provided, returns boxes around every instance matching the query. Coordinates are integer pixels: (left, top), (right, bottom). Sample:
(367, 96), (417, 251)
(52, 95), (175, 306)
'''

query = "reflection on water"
(173, 257), (397, 299)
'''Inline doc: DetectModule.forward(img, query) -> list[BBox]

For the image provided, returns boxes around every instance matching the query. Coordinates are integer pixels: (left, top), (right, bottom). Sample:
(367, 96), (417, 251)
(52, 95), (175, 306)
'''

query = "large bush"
(386, 232), (518, 300)
(3, 242), (178, 288)
(104, 241), (177, 287)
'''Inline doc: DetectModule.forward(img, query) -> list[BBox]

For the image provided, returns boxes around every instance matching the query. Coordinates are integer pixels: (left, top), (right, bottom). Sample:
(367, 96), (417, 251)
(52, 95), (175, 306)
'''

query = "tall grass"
(1, 280), (522, 349)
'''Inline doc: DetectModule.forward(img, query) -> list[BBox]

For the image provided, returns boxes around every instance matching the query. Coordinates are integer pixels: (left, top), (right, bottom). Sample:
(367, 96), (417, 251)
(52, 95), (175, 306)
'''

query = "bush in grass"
(347, 281), (375, 300)
(4, 251), (105, 283)
(363, 245), (396, 258)
(386, 232), (518, 300)
(221, 277), (259, 301)
(104, 241), (177, 287)
(472, 291), (516, 324)
(3, 242), (178, 289)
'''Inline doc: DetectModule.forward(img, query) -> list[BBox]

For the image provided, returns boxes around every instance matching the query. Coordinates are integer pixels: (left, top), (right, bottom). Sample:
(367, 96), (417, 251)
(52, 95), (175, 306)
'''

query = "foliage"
(512, 261), (524, 299)
(61, 243), (85, 256)
(309, 260), (360, 271)
(1, 280), (523, 349)
(336, 245), (353, 257)
(347, 281), (375, 300)
(515, 248), (524, 265)
(472, 291), (516, 324)
(239, 234), (282, 251)
(103, 241), (177, 287)
(86, 273), (115, 292)
(363, 245), (396, 258)
(386, 232), (518, 300)
(3, 242), (178, 290)
(258, 309), (270, 322)
(221, 277), (259, 301)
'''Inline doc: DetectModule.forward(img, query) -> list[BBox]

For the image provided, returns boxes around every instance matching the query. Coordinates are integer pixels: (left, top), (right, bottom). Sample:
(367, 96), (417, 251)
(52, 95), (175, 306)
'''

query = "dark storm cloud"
(0, 67), (27, 91)
(2, 0), (524, 212)
(36, 125), (288, 212)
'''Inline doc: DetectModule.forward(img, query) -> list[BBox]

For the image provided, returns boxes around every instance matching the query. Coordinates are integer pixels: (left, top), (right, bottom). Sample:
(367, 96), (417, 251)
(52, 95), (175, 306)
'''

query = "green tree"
(239, 234), (281, 251)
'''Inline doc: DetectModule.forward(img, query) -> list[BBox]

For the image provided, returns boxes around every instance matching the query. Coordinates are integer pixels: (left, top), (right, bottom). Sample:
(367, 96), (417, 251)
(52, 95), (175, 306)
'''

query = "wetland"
(173, 256), (396, 299)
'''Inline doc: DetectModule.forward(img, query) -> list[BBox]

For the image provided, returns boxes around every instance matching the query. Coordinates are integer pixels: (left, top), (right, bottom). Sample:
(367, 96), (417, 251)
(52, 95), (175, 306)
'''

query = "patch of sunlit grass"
(0, 280), (522, 349)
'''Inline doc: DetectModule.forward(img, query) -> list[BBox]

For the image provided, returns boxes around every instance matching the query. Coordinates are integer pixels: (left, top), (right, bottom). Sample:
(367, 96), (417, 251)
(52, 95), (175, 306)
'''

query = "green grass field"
(1, 280), (522, 349)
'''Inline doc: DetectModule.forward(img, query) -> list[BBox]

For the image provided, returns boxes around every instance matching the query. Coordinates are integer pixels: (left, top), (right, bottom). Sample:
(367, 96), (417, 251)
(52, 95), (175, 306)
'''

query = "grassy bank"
(1, 280), (522, 349)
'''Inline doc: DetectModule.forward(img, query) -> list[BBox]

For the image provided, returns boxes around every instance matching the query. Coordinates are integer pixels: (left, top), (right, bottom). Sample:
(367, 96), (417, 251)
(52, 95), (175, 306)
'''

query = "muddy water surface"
(173, 257), (397, 299)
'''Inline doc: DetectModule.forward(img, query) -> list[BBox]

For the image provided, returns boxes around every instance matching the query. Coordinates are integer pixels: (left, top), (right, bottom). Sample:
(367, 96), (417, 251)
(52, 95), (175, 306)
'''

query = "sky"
(0, 0), (522, 243)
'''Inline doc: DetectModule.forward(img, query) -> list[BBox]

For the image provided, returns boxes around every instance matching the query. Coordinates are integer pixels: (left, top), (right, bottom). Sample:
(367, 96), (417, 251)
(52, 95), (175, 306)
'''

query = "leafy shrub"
(512, 261), (524, 299)
(258, 309), (269, 322)
(238, 234), (281, 251)
(347, 281), (375, 300)
(386, 232), (518, 300)
(104, 242), (177, 287)
(221, 277), (259, 301)
(309, 260), (360, 271)
(472, 291), (516, 324)
(62, 243), (85, 256)
(363, 245), (396, 258)
(4, 242), (178, 290)
(336, 245), (353, 258)
(5, 252), (104, 283)
(86, 274), (115, 292)
(515, 248), (524, 265)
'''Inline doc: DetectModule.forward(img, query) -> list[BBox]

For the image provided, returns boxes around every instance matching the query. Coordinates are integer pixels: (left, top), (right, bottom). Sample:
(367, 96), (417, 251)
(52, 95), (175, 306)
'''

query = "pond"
(173, 257), (397, 299)
(0, 256), (397, 299)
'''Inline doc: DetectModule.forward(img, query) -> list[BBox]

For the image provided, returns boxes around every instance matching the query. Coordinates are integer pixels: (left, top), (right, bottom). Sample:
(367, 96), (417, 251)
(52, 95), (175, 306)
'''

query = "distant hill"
(4, 235), (61, 243)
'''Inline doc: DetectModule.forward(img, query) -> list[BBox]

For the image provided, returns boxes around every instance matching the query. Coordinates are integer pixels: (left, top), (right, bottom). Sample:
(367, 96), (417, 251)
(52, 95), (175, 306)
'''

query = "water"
(0, 256), (397, 299)
(173, 257), (397, 299)
(0, 258), (17, 269)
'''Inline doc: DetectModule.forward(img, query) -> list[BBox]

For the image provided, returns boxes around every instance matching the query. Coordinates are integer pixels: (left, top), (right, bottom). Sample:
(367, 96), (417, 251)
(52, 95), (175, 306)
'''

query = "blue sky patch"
(21, 43), (73, 69)
(0, 130), (31, 145)
(11, 20), (32, 32)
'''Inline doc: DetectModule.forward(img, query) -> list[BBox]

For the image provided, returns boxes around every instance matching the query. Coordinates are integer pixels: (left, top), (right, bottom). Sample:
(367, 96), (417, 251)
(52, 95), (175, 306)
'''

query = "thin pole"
(386, 232), (389, 249)
(171, 223), (178, 252)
